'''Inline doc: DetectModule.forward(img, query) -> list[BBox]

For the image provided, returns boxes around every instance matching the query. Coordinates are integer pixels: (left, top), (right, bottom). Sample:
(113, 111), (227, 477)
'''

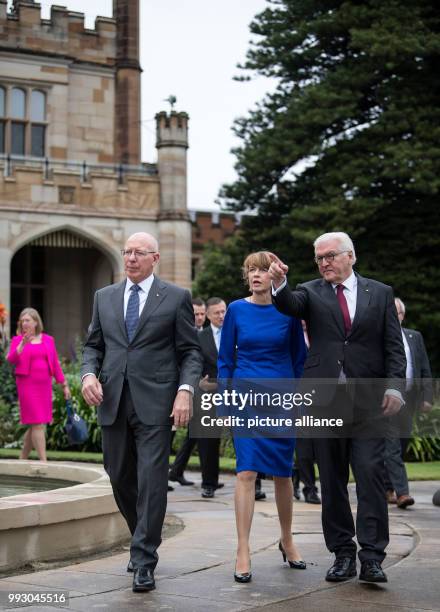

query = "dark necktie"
(336, 284), (352, 335)
(125, 284), (141, 342)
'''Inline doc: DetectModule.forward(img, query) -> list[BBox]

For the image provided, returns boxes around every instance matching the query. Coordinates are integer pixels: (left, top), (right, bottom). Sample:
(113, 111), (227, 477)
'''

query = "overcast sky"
(12, 0), (273, 210)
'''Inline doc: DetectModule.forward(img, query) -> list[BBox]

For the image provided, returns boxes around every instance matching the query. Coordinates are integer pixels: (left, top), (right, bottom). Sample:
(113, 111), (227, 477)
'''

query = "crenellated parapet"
(0, 1), (117, 66)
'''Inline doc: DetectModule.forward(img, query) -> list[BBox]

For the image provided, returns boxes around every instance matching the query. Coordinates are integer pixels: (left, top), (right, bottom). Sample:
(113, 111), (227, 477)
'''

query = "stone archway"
(10, 229), (114, 357)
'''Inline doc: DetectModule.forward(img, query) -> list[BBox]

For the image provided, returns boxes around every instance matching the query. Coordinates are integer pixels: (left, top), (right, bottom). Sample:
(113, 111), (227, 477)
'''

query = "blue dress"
(217, 299), (306, 477)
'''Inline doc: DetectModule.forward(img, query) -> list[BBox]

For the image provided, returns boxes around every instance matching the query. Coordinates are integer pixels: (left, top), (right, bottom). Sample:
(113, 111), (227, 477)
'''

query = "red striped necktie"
(336, 284), (352, 335)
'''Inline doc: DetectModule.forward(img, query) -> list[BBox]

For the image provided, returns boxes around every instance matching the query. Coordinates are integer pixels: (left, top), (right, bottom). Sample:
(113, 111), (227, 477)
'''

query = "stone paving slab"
(1, 473), (439, 612)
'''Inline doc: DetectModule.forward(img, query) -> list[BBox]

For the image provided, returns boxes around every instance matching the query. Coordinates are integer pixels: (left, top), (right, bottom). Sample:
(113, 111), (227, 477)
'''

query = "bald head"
(123, 232), (160, 283)
(127, 232), (159, 252)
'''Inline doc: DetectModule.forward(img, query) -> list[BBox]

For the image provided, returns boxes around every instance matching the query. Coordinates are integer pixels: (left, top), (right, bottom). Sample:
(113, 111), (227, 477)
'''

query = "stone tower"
(156, 111), (191, 287)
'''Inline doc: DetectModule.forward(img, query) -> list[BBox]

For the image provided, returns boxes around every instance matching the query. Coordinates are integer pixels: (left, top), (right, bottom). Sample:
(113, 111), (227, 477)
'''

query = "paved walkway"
(1, 475), (439, 611)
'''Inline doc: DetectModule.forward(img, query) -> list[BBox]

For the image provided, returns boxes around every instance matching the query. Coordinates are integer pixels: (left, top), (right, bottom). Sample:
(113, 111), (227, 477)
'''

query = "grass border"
(1, 449), (440, 481)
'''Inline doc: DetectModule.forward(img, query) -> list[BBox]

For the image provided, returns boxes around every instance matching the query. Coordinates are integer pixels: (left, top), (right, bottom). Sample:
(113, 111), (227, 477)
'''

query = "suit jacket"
(198, 326), (218, 380)
(81, 276), (202, 426)
(273, 272), (406, 406)
(8, 334), (65, 383)
(403, 327), (433, 405)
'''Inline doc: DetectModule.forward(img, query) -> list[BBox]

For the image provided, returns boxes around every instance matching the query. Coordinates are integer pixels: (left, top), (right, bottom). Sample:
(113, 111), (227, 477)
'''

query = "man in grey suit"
(269, 232), (406, 584)
(81, 232), (202, 592)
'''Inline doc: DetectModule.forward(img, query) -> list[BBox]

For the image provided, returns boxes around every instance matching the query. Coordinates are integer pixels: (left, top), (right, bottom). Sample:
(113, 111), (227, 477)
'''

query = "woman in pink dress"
(7, 308), (70, 461)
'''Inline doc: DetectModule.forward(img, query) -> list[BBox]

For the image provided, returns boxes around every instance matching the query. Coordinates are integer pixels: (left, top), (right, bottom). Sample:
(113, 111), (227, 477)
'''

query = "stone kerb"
(0, 460), (129, 572)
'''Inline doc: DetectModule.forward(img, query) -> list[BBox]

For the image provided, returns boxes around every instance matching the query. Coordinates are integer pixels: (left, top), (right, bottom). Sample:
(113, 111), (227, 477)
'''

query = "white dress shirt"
(211, 323), (222, 351)
(402, 331), (414, 390)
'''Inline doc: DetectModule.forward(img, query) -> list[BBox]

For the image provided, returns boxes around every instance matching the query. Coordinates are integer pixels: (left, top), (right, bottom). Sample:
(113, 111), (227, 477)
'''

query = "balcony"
(0, 154), (160, 219)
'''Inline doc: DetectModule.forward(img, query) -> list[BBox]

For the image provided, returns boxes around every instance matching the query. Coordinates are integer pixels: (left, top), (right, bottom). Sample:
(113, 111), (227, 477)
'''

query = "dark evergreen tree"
(205, 0), (440, 373)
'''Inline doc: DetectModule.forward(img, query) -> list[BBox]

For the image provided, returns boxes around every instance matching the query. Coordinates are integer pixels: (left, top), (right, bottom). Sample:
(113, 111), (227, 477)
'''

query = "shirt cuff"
(81, 373), (96, 383)
(178, 384), (194, 395)
(384, 388), (404, 405)
(271, 278), (287, 296)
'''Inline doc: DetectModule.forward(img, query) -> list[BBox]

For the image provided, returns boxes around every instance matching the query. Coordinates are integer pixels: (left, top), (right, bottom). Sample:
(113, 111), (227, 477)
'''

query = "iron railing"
(0, 154), (158, 184)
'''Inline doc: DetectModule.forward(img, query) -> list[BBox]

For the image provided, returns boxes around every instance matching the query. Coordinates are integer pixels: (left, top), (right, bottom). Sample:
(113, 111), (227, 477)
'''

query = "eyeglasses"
(121, 249), (156, 258)
(314, 250), (351, 265)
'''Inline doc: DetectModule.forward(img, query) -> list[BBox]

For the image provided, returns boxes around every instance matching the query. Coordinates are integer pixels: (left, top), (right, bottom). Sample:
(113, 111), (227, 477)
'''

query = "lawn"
(1, 448), (439, 481)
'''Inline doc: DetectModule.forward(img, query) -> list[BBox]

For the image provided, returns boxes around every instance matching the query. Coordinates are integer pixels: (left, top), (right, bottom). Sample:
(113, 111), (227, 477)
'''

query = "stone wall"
(0, 1), (116, 67)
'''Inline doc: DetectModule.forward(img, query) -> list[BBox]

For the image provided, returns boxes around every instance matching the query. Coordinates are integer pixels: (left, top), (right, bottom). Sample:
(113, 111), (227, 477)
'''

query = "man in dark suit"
(197, 297), (226, 498)
(168, 298), (208, 487)
(269, 231), (406, 584)
(81, 232), (202, 592)
(395, 298), (434, 451)
(384, 297), (434, 508)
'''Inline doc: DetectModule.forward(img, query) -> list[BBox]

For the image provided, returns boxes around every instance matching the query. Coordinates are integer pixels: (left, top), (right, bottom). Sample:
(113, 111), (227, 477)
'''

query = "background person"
(293, 320), (321, 505)
(218, 251), (307, 583)
(7, 307), (70, 462)
(168, 297), (208, 488)
(383, 297), (434, 508)
(197, 297), (226, 498)
(192, 297), (207, 331)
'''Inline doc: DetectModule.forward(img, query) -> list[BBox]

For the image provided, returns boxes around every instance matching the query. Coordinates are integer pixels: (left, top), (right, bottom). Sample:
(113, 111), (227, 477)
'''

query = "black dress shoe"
(127, 560), (134, 573)
(133, 567), (155, 592)
(293, 486), (301, 500)
(169, 474), (194, 486)
(202, 486), (215, 498)
(255, 478), (266, 501)
(279, 541), (306, 569)
(304, 490), (321, 505)
(214, 483), (225, 490)
(359, 560), (387, 583)
(167, 485), (174, 491)
(325, 557), (357, 582)
(234, 561), (252, 583)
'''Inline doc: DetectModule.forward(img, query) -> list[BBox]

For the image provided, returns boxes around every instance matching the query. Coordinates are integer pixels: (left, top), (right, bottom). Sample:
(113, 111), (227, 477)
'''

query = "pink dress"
(7, 335), (65, 425)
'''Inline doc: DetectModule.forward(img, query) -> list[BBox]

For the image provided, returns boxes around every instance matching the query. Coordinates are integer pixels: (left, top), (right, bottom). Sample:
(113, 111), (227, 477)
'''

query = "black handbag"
(64, 399), (89, 445)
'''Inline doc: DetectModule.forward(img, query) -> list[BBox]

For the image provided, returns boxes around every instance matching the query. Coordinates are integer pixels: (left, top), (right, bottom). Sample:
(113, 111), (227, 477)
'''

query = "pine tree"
(212, 0), (440, 373)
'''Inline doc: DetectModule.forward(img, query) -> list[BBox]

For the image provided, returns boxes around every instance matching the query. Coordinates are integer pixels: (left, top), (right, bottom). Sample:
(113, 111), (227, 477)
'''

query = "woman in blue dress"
(218, 251), (307, 583)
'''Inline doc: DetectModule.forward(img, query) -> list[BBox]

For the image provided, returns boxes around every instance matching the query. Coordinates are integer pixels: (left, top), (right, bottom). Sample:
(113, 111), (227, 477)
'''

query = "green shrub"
(46, 345), (101, 452)
(0, 348), (22, 447)
(405, 406), (440, 462)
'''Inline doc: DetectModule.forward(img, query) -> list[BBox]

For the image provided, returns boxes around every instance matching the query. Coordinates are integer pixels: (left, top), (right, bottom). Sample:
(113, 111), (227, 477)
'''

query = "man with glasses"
(269, 232), (405, 585)
(81, 232), (202, 592)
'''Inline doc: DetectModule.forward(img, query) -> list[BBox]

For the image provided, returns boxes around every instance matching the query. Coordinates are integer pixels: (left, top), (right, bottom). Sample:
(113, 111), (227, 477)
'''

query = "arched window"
(31, 90), (45, 122)
(11, 88), (26, 119)
(11, 88), (26, 155)
(0, 87), (5, 117)
(0, 85), (48, 156)
(0, 87), (5, 153)
(31, 90), (46, 157)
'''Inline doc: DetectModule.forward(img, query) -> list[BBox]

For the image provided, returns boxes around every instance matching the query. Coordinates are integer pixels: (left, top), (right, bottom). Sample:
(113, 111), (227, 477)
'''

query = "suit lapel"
(110, 280), (128, 341)
(130, 276), (167, 342)
(319, 280), (345, 336)
(349, 274), (371, 336)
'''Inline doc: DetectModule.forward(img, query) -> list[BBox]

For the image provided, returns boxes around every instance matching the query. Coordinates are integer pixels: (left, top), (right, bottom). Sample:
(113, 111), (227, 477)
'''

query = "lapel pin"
(365, 289), (369, 292)
(156, 293), (160, 297)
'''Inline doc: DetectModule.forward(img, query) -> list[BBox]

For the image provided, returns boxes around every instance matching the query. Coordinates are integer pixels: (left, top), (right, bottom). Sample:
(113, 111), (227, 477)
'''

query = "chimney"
(113, 0), (141, 165)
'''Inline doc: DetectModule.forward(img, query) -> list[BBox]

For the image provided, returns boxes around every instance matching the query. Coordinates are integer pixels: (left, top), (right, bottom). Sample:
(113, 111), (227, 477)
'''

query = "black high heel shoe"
(234, 561), (252, 583)
(279, 541), (307, 569)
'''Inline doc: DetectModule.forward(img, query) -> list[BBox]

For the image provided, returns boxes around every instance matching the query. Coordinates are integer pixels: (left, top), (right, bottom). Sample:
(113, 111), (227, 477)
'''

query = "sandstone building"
(0, 0), (192, 353)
